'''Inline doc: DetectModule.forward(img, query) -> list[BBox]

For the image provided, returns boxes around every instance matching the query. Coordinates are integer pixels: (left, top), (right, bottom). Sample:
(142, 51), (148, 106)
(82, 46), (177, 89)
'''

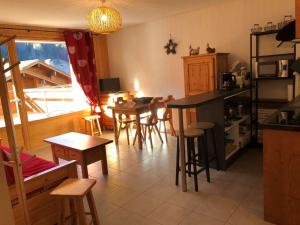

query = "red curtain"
(64, 30), (99, 107)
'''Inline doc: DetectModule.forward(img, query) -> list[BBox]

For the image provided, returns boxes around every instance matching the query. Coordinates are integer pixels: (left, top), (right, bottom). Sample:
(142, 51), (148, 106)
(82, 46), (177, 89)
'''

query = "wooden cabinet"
(296, 0), (300, 38)
(182, 53), (229, 124)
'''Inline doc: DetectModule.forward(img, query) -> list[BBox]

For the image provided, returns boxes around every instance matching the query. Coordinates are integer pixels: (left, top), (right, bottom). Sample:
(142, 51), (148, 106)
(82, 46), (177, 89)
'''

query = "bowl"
(133, 97), (153, 104)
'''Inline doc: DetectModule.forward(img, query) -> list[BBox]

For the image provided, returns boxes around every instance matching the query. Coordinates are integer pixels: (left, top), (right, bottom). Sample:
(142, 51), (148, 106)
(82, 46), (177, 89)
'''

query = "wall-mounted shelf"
(250, 30), (296, 144)
(225, 115), (250, 132)
(256, 98), (289, 104)
(251, 30), (278, 36)
(255, 76), (294, 81)
(251, 53), (295, 59)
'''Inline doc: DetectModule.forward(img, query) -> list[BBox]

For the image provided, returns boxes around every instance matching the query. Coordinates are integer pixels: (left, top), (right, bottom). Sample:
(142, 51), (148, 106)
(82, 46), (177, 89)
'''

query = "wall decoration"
(189, 45), (200, 56)
(164, 37), (178, 55)
(206, 43), (216, 53)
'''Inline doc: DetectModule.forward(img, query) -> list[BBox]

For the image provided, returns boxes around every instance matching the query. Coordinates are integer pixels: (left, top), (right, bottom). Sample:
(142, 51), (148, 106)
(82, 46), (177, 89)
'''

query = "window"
(14, 40), (87, 121)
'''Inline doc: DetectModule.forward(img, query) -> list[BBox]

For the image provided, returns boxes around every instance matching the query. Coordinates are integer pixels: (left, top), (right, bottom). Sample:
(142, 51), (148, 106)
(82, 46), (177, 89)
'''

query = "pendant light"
(87, 0), (122, 34)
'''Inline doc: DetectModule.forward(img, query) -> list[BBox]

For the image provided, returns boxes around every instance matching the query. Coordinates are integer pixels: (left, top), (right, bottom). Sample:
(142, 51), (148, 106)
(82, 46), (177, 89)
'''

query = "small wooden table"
(109, 103), (150, 150)
(44, 132), (113, 178)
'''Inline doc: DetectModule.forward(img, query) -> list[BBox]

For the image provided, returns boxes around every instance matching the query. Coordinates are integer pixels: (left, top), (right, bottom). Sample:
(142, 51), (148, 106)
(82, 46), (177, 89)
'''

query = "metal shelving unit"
(250, 30), (296, 143)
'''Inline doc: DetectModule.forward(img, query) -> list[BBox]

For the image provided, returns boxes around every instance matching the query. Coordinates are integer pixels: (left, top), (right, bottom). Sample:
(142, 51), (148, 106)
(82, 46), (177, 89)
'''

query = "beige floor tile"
(121, 195), (164, 217)
(241, 188), (264, 214)
(100, 186), (142, 207)
(143, 183), (180, 202)
(188, 179), (229, 195)
(221, 182), (252, 203)
(102, 208), (161, 225)
(193, 194), (239, 222)
(167, 190), (207, 210)
(148, 202), (191, 225)
(84, 197), (119, 218)
(179, 212), (224, 225)
(228, 206), (274, 225)
(107, 171), (160, 192)
(88, 162), (121, 178)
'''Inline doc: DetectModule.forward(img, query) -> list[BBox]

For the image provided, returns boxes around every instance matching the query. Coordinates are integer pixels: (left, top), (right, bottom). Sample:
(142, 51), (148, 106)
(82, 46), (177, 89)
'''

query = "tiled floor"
(34, 131), (272, 225)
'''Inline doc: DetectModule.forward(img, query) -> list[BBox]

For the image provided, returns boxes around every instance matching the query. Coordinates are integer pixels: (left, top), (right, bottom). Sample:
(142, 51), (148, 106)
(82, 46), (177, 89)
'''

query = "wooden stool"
(175, 128), (205, 192)
(50, 178), (100, 225)
(83, 115), (102, 136)
(190, 122), (220, 173)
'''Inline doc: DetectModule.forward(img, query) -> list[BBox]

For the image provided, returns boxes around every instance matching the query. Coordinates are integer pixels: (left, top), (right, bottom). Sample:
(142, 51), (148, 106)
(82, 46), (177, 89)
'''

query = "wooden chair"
(115, 97), (136, 145)
(134, 98), (163, 148)
(50, 178), (100, 225)
(158, 95), (176, 141)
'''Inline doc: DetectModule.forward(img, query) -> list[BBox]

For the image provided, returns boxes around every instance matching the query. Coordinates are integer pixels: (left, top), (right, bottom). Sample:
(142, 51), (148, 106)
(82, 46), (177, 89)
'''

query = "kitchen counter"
(167, 86), (251, 109)
(262, 96), (300, 224)
(260, 96), (300, 131)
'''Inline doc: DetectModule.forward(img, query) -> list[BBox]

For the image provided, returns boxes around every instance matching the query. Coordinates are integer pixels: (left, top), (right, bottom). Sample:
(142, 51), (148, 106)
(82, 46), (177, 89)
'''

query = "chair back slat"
(115, 97), (129, 120)
(146, 97), (163, 124)
(162, 95), (175, 120)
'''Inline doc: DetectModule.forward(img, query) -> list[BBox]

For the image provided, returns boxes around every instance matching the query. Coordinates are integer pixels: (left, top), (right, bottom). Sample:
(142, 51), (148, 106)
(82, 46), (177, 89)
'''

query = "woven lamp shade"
(88, 6), (122, 34)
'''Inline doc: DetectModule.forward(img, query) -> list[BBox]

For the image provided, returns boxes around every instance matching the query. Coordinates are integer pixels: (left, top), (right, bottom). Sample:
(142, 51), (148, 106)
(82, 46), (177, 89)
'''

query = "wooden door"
(185, 58), (215, 96)
(184, 56), (215, 124)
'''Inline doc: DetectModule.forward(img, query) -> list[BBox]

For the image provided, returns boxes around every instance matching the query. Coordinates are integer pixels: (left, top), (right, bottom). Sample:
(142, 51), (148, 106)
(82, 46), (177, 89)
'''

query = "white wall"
(107, 0), (295, 99)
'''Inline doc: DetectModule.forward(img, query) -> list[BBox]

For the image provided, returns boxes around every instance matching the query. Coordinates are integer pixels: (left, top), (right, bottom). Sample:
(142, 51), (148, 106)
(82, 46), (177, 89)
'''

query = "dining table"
(108, 102), (151, 150)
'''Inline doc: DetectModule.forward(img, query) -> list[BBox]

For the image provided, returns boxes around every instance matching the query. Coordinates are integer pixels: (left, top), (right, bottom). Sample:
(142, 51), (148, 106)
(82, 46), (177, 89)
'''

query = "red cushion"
(0, 145), (58, 185)
(21, 153), (57, 178)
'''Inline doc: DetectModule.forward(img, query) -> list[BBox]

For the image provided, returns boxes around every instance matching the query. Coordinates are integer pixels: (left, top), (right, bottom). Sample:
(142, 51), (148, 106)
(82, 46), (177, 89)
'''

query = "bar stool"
(175, 128), (209, 192)
(50, 178), (100, 225)
(83, 115), (102, 136)
(190, 122), (220, 178)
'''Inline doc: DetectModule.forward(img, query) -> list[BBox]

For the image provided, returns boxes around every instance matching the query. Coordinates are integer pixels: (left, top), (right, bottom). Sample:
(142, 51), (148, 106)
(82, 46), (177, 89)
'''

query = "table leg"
(178, 109), (187, 192)
(81, 164), (89, 178)
(112, 109), (119, 145)
(136, 112), (143, 150)
(51, 144), (59, 164)
(101, 148), (108, 175)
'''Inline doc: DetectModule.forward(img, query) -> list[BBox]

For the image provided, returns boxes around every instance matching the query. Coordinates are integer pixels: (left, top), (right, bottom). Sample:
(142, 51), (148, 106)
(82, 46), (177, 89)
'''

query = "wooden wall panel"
(0, 24), (64, 41)
(0, 110), (89, 150)
(93, 34), (110, 78)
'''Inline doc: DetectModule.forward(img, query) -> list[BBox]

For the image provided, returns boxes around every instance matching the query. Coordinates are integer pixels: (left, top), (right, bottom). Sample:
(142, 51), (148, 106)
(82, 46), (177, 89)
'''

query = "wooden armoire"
(182, 53), (229, 124)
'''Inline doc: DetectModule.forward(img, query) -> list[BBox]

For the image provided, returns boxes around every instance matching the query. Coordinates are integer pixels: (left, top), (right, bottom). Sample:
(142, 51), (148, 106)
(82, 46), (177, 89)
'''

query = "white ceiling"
(0, 0), (207, 29)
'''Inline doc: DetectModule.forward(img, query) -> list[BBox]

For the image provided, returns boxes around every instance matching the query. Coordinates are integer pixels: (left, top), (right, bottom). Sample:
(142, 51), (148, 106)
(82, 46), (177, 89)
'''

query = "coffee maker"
(220, 72), (237, 90)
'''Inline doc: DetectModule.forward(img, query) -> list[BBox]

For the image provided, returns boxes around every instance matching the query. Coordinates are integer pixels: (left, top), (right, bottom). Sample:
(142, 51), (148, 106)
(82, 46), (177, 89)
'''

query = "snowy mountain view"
(1, 41), (71, 74)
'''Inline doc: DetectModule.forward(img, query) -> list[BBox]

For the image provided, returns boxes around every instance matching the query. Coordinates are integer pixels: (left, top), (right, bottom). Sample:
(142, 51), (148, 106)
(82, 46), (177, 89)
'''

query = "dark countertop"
(260, 96), (300, 131)
(167, 86), (251, 109)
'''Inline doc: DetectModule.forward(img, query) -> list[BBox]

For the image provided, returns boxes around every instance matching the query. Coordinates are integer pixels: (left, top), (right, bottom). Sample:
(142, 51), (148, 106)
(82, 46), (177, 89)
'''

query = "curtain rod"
(0, 27), (99, 36)
(0, 27), (64, 33)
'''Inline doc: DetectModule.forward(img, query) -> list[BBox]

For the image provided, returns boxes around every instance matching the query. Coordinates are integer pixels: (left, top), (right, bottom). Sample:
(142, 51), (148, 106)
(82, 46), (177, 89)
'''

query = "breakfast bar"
(167, 87), (251, 192)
